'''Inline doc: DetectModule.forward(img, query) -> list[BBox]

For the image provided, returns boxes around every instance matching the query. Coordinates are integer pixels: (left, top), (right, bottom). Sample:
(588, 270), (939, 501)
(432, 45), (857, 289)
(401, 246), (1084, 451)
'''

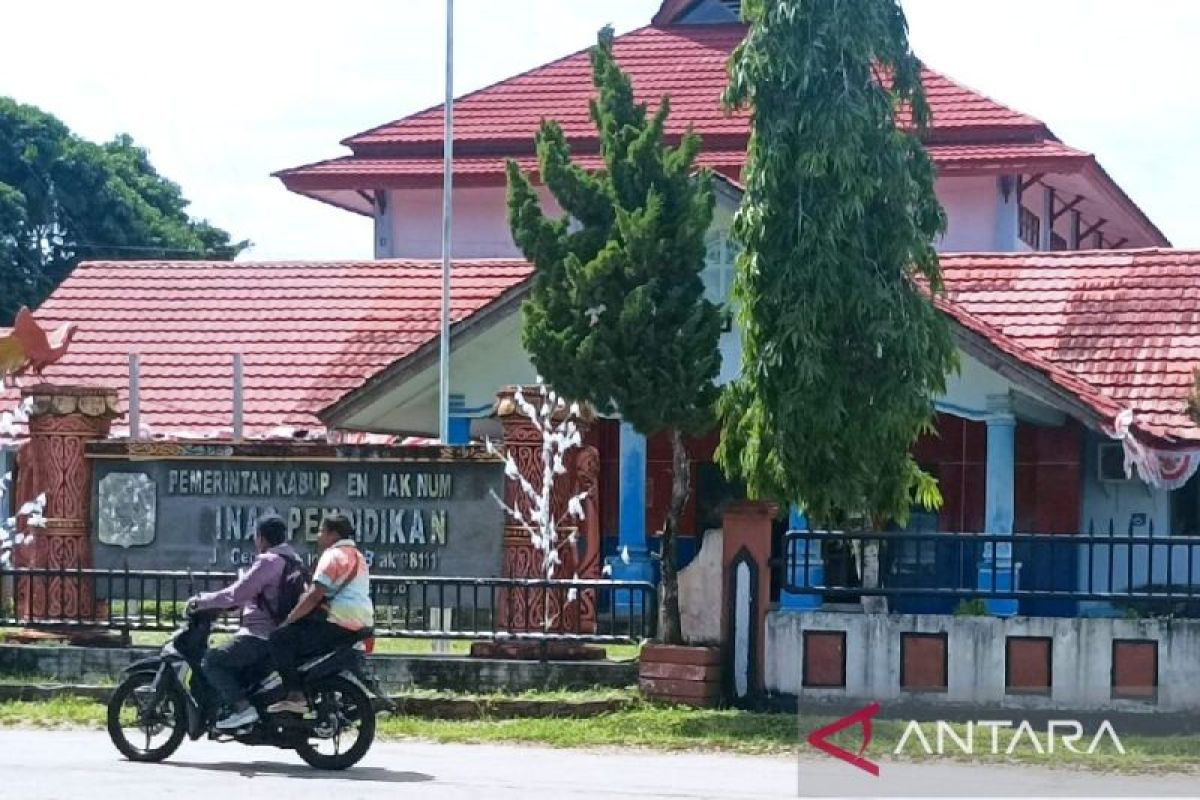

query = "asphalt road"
(0, 729), (1193, 799)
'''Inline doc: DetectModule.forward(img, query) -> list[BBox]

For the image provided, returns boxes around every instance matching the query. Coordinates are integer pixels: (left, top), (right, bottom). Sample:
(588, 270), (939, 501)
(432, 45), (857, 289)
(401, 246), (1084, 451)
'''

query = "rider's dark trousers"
(269, 615), (359, 690)
(203, 633), (271, 707)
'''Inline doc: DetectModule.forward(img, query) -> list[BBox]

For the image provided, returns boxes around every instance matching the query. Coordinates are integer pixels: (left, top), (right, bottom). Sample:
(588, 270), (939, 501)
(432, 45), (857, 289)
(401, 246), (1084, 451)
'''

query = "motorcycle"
(106, 608), (393, 770)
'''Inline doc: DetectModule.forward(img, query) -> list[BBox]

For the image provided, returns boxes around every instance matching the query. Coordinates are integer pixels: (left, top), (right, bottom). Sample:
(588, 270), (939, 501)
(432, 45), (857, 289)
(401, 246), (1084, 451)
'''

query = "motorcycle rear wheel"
(294, 675), (376, 770)
(107, 672), (187, 763)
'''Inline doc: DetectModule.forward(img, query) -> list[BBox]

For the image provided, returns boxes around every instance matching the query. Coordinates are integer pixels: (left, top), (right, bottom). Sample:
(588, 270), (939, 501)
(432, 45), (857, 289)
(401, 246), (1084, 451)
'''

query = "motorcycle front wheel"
(294, 675), (376, 770)
(107, 671), (187, 762)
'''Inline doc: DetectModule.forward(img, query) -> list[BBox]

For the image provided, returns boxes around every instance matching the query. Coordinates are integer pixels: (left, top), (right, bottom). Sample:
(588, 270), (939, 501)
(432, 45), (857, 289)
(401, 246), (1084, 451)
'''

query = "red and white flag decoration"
(1113, 409), (1200, 490)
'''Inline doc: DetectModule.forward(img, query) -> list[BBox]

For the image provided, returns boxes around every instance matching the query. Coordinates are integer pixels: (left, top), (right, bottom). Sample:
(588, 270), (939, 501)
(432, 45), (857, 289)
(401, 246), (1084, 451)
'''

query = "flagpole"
(438, 0), (454, 444)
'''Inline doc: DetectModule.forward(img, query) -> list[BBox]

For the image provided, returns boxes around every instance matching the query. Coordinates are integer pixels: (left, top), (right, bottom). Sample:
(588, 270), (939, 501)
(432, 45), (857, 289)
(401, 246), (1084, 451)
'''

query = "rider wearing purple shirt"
(190, 515), (300, 730)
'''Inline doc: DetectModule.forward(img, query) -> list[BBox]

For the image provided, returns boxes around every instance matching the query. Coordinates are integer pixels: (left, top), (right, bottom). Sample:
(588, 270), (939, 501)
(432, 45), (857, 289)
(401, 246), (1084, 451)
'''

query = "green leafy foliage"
(953, 598), (988, 617)
(506, 27), (722, 643)
(0, 98), (248, 323)
(717, 0), (958, 529)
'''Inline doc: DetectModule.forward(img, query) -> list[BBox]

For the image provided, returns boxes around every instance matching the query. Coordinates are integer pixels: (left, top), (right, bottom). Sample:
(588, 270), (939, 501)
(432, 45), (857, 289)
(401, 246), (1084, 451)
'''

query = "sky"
(1, 0), (1197, 259)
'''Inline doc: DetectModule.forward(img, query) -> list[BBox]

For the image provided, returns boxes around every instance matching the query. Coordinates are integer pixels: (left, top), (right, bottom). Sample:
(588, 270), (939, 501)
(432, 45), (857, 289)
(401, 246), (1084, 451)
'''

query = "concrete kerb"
(0, 683), (635, 719)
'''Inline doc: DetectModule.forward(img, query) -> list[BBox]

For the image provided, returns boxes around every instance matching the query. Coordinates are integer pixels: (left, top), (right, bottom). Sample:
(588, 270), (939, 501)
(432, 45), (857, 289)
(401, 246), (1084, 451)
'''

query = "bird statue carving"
(0, 307), (77, 387)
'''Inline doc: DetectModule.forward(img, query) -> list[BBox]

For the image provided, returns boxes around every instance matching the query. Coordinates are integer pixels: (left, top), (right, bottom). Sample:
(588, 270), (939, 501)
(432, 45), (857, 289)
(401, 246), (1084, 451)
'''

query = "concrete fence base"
(766, 610), (1200, 713)
(0, 644), (638, 695)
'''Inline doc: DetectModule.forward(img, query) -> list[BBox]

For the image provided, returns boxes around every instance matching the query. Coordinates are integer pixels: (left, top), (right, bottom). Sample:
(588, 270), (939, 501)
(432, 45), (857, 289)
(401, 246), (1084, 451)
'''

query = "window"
(679, 0), (741, 24)
(1018, 207), (1040, 249)
(702, 232), (738, 317)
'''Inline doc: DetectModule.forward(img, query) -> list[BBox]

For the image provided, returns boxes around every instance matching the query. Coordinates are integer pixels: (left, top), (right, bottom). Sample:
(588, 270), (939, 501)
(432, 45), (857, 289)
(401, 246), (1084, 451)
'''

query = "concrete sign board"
(89, 444), (505, 577)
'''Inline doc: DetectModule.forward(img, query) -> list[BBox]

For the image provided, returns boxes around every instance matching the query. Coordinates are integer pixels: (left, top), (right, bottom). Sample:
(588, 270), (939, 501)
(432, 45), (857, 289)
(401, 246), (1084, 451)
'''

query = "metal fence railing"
(781, 529), (1200, 615)
(0, 568), (657, 644)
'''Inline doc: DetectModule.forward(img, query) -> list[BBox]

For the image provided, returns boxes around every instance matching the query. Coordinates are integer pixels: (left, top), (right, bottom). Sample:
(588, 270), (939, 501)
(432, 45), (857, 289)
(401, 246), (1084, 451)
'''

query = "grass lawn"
(0, 694), (1196, 774)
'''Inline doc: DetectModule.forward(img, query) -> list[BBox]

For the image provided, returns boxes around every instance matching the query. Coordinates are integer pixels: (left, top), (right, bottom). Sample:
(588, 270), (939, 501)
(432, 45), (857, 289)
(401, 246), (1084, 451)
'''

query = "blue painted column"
(611, 421), (654, 583)
(447, 393), (491, 445)
(979, 394), (1019, 616)
(446, 417), (472, 445)
(780, 506), (824, 611)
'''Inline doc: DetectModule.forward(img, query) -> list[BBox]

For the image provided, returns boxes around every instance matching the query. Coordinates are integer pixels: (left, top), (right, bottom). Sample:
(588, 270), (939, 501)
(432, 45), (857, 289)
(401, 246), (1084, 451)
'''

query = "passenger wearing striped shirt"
(267, 513), (374, 714)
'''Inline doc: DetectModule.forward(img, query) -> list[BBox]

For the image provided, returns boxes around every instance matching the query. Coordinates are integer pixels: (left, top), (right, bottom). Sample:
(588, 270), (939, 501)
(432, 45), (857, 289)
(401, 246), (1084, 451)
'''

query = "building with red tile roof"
(277, 20), (1166, 250)
(4, 0), (1198, 598)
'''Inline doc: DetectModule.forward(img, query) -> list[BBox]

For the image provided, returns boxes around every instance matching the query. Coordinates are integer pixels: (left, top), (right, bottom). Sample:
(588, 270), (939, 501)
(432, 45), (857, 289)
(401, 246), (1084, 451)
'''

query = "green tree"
(718, 0), (956, 592)
(0, 98), (247, 323)
(506, 27), (722, 644)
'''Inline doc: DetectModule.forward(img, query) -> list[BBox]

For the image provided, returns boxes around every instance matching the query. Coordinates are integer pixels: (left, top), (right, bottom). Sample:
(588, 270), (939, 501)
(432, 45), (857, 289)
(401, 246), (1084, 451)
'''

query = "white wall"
(384, 186), (563, 259)
(382, 174), (1012, 259)
(1076, 432), (1200, 597)
(937, 176), (1002, 252)
(367, 175), (1017, 416)
(343, 310), (536, 435)
(1080, 434), (1170, 538)
(940, 352), (1020, 418)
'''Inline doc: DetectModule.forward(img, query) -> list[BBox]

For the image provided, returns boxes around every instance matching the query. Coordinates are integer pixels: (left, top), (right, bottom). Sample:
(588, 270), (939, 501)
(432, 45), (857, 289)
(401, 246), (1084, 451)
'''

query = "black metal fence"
(0, 568), (657, 644)
(781, 530), (1200, 616)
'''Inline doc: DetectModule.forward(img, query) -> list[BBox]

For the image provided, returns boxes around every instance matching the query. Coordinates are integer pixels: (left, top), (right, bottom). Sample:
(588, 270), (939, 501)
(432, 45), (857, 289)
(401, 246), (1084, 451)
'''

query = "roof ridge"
(341, 25), (656, 149)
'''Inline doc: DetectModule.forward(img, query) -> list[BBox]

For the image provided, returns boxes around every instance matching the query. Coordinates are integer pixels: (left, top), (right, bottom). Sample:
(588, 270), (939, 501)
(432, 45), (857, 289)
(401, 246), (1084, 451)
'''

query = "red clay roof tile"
(940, 249), (1200, 445)
(340, 25), (1045, 152)
(8, 249), (1199, 450)
(0, 260), (530, 440)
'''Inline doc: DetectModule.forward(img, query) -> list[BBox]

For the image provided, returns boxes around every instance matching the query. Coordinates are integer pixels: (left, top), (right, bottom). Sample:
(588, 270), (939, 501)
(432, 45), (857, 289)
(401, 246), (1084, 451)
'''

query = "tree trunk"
(658, 427), (689, 645)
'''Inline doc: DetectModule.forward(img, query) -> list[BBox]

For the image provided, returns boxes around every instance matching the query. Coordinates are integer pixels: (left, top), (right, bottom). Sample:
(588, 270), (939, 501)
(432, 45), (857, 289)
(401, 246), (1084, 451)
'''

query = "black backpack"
(261, 553), (309, 624)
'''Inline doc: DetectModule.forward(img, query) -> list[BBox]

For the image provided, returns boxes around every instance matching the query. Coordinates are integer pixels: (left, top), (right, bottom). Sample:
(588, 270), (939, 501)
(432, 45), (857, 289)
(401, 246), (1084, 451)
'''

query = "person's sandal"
(266, 694), (308, 715)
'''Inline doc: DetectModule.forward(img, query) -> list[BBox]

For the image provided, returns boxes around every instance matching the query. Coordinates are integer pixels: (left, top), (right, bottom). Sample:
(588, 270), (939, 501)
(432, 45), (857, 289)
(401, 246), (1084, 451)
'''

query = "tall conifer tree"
(506, 27), (722, 643)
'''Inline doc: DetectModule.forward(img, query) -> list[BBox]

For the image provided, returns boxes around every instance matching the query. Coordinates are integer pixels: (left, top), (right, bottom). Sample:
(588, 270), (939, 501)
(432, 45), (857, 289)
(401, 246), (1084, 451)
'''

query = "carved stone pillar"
(493, 386), (597, 635)
(574, 443), (602, 633)
(14, 385), (120, 621)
